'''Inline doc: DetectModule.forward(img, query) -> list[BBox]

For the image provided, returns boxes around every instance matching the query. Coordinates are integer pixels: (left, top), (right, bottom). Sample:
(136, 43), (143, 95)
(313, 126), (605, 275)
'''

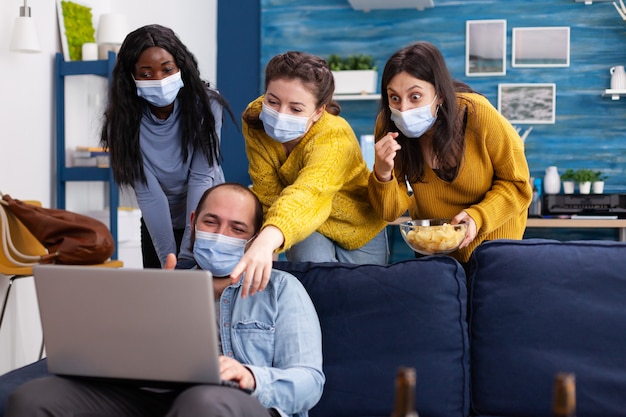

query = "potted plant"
(592, 171), (608, 194)
(573, 169), (596, 194)
(560, 169), (576, 194)
(327, 54), (378, 95)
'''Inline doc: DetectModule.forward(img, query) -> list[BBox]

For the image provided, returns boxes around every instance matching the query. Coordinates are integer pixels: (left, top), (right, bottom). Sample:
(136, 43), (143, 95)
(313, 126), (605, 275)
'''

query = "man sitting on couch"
(6, 182), (325, 417)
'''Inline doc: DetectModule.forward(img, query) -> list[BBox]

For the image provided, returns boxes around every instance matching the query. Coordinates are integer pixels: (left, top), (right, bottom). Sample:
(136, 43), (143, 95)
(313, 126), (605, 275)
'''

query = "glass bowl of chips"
(399, 219), (467, 255)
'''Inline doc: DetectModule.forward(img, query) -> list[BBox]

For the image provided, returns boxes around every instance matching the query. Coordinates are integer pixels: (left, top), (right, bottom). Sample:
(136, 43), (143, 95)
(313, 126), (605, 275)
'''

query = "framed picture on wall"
(465, 19), (507, 77)
(498, 83), (556, 124)
(56, 0), (96, 61)
(512, 27), (570, 67)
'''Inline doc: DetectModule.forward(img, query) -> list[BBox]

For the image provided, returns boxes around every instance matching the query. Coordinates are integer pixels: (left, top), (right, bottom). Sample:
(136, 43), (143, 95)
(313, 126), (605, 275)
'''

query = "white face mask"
(135, 71), (184, 107)
(259, 102), (311, 143)
(389, 95), (438, 138)
(193, 230), (247, 277)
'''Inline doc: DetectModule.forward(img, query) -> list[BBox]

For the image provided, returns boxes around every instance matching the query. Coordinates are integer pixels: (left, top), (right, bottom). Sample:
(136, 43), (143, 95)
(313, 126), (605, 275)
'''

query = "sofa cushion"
(274, 257), (470, 417)
(468, 239), (626, 417)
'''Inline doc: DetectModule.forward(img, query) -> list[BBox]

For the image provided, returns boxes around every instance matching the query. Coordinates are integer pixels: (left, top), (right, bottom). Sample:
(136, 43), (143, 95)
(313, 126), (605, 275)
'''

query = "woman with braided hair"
(231, 51), (388, 297)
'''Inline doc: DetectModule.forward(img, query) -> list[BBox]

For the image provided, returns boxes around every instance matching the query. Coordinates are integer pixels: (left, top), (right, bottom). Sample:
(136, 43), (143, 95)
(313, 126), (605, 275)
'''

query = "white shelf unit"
(603, 89), (626, 100)
(574, 0), (613, 4)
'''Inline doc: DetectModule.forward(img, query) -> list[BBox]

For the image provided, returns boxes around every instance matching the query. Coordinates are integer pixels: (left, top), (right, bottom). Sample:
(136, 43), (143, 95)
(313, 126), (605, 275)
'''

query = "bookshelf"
(54, 52), (119, 259)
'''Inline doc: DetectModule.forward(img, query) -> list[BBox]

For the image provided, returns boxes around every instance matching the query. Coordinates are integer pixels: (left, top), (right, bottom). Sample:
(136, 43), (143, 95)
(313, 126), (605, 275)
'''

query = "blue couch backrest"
(468, 239), (626, 417)
(275, 257), (470, 417)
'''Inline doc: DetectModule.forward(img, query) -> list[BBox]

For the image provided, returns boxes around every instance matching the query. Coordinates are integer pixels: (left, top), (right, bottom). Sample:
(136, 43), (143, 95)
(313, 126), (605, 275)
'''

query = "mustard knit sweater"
(368, 93), (532, 263)
(244, 96), (387, 252)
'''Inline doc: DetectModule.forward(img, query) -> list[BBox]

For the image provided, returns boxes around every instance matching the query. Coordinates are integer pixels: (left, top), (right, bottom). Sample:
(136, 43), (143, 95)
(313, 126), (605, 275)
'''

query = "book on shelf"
(72, 154), (110, 168)
(72, 156), (98, 167)
(72, 146), (110, 167)
(74, 146), (109, 158)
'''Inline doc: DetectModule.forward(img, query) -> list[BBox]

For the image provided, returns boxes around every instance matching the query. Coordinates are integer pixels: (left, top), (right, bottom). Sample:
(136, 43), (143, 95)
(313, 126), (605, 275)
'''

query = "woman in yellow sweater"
(231, 51), (388, 296)
(369, 42), (532, 264)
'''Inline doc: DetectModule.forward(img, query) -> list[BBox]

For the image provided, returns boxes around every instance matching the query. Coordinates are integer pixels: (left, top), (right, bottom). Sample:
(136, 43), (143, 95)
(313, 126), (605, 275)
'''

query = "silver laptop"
(33, 264), (221, 386)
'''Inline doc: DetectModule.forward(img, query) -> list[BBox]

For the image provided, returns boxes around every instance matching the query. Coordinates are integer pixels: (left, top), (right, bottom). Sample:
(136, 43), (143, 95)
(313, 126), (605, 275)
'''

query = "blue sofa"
(1, 238), (626, 417)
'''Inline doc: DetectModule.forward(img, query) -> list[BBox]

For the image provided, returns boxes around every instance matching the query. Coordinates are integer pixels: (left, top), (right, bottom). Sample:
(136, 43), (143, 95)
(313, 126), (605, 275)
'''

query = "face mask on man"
(193, 230), (247, 277)
(135, 71), (184, 107)
(389, 95), (438, 138)
(259, 102), (311, 143)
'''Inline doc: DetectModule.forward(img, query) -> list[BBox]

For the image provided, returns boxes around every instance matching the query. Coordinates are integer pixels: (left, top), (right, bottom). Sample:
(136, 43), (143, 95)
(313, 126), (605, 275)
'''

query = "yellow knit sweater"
(244, 96), (387, 252)
(368, 92), (532, 263)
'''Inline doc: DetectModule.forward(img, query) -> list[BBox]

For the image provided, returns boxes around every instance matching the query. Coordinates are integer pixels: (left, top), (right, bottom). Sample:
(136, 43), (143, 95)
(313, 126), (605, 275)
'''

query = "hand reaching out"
(229, 225), (285, 298)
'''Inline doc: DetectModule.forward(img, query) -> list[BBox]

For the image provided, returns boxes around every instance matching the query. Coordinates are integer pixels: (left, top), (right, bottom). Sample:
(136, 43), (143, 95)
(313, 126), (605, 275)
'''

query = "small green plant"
(573, 169), (596, 183)
(593, 171), (608, 182)
(326, 54), (376, 71)
(61, 1), (96, 61)
(560, 169), (576, 182)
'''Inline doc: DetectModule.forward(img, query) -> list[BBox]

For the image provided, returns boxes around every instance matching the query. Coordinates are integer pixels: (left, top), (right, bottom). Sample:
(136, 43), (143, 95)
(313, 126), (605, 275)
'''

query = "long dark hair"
(242, 51), (341, 129)
(377, 41), (474, 183)
(100, 24), (233, 186)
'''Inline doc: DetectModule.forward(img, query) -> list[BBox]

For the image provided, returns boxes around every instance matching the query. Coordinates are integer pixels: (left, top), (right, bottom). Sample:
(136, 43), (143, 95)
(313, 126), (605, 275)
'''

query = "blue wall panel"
(259, 0), (626, 190)
(217, 0), (260, 186)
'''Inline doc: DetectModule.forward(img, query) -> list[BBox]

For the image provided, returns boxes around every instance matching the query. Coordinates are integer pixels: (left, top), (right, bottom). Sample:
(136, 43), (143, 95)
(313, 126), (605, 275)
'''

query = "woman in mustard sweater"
(230, 51), (388, 296)
(369, 42), (532, 264)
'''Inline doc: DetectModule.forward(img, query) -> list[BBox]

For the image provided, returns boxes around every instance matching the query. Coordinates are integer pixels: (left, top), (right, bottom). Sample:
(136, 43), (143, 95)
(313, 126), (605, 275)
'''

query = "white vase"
(610, 65), (626, 90)
(543, 166), (561, 194)
(593, 181), (605, 194)
(579, 181), (591, 194)
(562, 181), (575, 194)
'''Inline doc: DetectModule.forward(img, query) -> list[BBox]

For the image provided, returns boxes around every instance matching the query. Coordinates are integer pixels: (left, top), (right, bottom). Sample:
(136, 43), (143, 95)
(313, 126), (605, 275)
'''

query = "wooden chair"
(0, 200), (123, 359)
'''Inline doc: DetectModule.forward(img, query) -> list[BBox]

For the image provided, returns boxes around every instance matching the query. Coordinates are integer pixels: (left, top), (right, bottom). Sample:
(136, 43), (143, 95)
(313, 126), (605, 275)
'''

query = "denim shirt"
(218, 269), (324, 417)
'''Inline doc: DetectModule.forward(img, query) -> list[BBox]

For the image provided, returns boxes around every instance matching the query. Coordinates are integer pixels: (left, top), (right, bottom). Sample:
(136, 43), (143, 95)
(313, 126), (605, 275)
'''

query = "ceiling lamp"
(10, 0), (41, 53)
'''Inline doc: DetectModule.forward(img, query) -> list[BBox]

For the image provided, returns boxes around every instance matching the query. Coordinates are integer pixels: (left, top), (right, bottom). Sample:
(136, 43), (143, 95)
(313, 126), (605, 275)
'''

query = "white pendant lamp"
(10, 0), (42, 53)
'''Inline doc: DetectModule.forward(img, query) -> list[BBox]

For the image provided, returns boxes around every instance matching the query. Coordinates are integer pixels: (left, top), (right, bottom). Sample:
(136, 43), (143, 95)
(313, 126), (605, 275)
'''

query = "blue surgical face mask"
(259, 102), (310, 143)
(389, 95), (438, 138)
(135, 71), (184, 107)
(193, 231), (247, 277)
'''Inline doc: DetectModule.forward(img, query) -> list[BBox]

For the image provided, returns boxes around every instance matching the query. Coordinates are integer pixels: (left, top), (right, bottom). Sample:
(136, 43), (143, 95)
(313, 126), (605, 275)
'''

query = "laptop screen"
(34, 264), (221, 385)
